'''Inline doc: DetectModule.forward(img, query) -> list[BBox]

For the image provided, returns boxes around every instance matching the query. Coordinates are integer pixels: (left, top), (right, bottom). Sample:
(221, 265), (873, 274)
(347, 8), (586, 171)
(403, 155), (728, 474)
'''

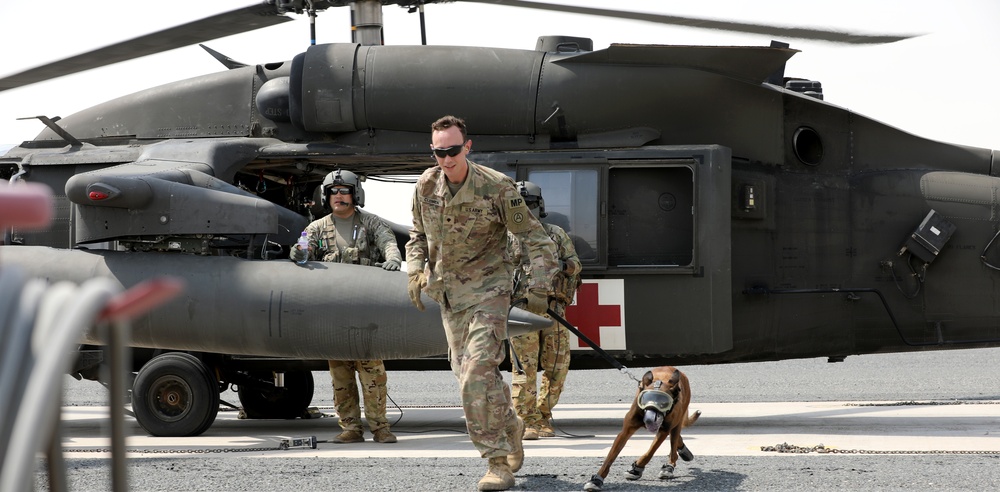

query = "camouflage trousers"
(328, 359), (389, 433)
(441, 295), (518, 458)
(510, 303), (570, 428)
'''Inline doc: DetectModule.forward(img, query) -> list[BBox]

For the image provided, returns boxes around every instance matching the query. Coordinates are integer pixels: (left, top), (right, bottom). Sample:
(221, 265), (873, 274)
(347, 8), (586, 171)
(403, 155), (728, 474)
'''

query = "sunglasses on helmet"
(325, 187), (352, 195)
(637, 389), (675, 414)
(432, 143), (465, 158)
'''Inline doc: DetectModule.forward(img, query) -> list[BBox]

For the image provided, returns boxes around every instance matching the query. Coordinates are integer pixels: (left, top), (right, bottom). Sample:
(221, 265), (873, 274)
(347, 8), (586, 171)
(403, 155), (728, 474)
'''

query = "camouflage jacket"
(290, 208), (402, 266)
(405, 161), (559, 312)
(509, 222), (582, 305)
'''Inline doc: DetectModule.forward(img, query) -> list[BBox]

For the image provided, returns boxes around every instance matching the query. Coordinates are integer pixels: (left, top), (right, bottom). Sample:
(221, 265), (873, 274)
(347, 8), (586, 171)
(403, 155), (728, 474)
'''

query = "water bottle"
(296, 231), (309, 265)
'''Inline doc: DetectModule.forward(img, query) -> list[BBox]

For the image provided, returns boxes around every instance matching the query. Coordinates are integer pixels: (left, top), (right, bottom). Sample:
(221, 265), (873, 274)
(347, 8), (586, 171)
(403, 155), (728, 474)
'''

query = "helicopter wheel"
(132, 352), (220, 437)
(237, 370), (314, 419)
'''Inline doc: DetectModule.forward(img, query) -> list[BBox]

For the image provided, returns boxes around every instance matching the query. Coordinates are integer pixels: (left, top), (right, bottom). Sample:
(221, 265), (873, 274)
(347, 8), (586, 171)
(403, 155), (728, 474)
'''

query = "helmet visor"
(637, 390), (674, 414)
(324, 184), (353, 195)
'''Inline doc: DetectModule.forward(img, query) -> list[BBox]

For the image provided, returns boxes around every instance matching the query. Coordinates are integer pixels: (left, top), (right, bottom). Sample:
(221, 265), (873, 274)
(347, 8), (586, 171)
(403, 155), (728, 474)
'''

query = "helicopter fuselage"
(4, 40), (1000, 369)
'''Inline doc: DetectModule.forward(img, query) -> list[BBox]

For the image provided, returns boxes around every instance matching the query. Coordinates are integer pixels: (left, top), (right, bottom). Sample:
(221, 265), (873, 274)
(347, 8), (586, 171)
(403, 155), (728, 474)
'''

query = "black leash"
(545, 307), (641, 384)
(507, 339), (525, 374)
(511, 296), (639, 383)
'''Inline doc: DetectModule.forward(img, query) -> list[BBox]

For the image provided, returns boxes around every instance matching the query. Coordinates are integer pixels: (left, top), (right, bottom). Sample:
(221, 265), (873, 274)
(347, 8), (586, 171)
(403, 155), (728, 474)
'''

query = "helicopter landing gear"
(237, 370), (315, 419)
(131, 352), (220, 437)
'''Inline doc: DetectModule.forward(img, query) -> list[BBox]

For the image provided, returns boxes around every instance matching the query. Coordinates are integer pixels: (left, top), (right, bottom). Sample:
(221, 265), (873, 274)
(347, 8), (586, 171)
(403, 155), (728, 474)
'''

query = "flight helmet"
(321, 169), (365, 208)
(516, 180), (546, 218)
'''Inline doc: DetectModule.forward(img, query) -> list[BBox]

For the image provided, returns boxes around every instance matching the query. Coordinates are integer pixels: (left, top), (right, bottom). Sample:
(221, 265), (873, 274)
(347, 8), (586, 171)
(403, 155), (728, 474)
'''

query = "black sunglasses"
(432, 143), (465, 158)
(326, 188), (352, 195)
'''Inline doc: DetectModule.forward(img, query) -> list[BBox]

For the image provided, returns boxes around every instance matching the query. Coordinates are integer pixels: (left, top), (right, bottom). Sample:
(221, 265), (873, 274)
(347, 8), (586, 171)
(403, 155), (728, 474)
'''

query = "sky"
(1, 0), (997, 225)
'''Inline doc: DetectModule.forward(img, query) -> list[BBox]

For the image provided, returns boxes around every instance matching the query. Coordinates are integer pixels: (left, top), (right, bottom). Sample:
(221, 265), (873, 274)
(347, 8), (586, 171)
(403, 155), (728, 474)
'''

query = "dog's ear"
(669, 369), (683, 398)
(669, 369), (681, 386)
(641, 371), (654, 388)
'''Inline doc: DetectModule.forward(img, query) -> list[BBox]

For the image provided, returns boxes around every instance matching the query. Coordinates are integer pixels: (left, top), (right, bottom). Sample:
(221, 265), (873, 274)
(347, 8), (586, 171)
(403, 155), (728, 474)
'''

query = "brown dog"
(583, 367), (701, 491)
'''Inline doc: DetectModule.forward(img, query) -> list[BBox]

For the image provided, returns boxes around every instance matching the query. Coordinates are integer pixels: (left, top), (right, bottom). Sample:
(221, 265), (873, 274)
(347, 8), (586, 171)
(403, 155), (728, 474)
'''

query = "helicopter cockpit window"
(526, 169), (599, 262)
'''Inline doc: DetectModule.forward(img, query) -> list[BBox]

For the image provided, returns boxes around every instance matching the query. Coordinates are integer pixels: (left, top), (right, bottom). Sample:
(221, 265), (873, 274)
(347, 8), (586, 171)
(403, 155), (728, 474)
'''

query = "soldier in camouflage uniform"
(291, 169), (401, 444)
(507, 181), (582, 441)
(405, 116), (559, 492)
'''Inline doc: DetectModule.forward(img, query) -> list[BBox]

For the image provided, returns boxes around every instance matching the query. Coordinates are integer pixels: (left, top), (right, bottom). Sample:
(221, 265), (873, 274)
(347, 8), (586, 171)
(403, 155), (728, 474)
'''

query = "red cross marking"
(564, 282), (622, 347)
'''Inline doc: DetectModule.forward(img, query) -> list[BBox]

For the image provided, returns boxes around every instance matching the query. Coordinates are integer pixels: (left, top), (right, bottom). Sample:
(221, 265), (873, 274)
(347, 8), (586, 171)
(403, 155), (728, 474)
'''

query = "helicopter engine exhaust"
(0, 246), (551, 359)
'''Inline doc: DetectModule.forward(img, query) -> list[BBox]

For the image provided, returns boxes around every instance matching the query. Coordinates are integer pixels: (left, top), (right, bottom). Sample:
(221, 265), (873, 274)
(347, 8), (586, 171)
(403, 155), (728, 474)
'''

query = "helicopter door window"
(525, 169), (599, 263)
(608, 166), (694, 268)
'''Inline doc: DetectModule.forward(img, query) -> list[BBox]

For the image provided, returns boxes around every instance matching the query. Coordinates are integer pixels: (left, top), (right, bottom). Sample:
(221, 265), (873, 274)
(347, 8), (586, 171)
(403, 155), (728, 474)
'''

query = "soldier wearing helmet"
(507, 180), (582, 441)
(291, 169), (402, 444)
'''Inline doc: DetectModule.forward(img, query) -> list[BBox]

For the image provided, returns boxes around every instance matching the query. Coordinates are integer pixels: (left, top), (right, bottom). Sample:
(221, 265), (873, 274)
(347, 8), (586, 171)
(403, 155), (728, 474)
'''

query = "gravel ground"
(35, 455), (1000, 491)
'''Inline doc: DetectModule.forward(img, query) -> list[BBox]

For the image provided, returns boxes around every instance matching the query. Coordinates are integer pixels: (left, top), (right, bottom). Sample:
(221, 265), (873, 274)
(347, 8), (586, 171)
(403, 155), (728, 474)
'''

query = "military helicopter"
(2, 0), (999, 437)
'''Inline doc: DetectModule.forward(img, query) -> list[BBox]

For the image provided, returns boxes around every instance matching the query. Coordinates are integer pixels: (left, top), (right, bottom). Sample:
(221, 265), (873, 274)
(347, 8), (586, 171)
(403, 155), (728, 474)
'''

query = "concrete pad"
(58, 401), (1000, 459)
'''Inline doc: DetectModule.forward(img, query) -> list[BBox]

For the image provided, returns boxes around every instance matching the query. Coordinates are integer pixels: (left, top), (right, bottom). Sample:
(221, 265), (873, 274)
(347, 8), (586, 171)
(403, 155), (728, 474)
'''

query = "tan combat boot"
(372, 428), (397, 443)
(477, 456), (514, 491)
(506, 416), (525, 472)
(332, 430), (364, 443)
(522, 426), (539, 440)
(537, 419), (555, 438)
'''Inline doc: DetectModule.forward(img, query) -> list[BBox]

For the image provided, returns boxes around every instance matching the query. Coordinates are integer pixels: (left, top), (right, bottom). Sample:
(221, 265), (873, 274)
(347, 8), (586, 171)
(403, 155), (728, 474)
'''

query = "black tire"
(132, 352), (220, 437)
(237, 370), (314, 419)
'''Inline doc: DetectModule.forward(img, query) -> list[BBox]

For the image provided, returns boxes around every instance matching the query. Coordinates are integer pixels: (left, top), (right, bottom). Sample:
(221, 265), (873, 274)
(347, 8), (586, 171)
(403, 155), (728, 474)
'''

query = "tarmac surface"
(30, 347), (1000, 490)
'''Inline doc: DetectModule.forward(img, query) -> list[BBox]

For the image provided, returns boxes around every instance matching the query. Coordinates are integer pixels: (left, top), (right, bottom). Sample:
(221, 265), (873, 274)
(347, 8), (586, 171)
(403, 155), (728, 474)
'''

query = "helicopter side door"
(480, 144), (733, 361)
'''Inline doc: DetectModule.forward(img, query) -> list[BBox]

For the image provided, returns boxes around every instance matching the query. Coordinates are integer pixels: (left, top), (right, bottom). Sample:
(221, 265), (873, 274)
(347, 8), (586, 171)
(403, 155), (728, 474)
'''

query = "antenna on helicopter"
(308, 4), (318, 45)
(199, 44), (249, 69)
(271, 0), (323, 46)
(407, 4), (429, 45)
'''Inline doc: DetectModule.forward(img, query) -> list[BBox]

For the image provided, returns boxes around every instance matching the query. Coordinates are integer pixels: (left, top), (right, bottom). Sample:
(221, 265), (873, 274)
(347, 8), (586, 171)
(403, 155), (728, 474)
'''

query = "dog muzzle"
(637, 390), (674, 432)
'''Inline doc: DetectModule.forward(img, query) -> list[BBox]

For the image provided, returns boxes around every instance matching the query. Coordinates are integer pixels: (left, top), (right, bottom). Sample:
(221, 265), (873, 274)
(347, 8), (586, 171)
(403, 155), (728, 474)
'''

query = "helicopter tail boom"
(0, 246), (550, 360)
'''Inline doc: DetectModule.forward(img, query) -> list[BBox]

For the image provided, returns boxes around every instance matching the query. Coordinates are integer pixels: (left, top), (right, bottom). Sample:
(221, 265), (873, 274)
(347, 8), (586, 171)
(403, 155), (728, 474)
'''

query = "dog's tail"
(684, 409), (702, 428)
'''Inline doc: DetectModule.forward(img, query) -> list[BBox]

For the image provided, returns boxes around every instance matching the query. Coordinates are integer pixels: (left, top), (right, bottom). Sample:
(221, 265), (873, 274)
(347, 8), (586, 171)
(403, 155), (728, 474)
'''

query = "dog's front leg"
(584, 418), (642, 491)
(659, 426), (693, 479)
(595, 426), (639, 479)
(629, 427), (669, 480)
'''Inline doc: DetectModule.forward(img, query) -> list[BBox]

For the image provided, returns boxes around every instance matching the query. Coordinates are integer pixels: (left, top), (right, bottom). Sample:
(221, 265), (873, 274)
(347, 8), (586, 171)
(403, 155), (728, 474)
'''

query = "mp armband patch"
(506, 196), (532, 233)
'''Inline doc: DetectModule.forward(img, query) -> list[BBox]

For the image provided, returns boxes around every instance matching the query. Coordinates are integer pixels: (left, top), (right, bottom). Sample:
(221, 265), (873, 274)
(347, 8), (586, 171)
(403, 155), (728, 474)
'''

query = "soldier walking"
(405, 116), (558, 491)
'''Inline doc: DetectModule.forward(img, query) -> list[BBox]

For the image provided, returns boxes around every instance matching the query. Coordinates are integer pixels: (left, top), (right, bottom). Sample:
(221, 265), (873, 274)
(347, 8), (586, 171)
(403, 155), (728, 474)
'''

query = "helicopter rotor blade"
(461, 0), (919, 45)
(0, 3), (292, 93)
(0, 0), (922, 94)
